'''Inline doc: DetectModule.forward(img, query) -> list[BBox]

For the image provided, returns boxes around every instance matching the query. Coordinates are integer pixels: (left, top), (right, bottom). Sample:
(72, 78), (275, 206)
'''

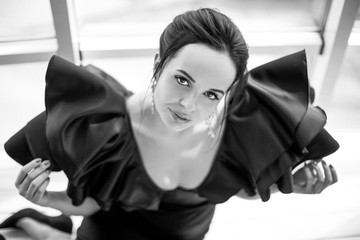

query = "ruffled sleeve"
(4, 56), (139, 210)
(45, 56), (139, 209)
(199, 50), (339, 202)
(45, 56), (126, 176)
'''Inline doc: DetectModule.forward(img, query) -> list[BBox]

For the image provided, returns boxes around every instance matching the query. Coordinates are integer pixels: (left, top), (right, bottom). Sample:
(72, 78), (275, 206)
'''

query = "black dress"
(4, 50), (339, 240)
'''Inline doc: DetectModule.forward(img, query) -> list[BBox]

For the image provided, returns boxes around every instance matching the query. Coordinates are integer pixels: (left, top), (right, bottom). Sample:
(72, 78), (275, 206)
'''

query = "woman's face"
(153, 43), (236, 132)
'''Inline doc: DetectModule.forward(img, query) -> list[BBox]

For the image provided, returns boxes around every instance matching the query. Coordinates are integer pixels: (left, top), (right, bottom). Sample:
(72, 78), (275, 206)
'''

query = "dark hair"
(153, 8), (249, 116)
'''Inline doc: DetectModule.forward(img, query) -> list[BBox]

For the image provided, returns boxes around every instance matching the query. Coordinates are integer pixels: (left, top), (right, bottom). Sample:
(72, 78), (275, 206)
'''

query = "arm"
(15, 158), (101, 217)
(46, 191), (100, 217)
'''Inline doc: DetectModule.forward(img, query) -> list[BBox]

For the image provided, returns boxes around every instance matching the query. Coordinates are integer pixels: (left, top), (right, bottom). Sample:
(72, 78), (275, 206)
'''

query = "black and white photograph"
(0, 0), (359, 239)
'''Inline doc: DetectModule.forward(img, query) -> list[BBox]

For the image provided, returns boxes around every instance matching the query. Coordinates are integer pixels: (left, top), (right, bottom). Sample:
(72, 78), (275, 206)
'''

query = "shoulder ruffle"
(45, 56), (130, 174)
(44, 56), (141, 209)
(4, 56), (166, 211)
(199, 50), (339, 202)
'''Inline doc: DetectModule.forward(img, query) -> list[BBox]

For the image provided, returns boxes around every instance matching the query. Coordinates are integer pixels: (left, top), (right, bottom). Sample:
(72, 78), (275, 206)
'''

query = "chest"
(132, 127), (221, 190)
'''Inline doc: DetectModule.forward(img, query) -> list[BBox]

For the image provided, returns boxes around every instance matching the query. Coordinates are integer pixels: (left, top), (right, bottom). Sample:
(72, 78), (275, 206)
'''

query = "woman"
(0, 8), (338, 240)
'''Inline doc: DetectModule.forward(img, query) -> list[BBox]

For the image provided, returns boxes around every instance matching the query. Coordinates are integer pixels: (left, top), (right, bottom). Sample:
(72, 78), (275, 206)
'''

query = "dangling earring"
(151, 77), (158, 115)
(206, 109), (217, 139)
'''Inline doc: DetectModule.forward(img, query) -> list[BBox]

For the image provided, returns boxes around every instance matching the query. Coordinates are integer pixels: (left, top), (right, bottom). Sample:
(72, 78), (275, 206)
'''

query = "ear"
(153, 53), (160, 74)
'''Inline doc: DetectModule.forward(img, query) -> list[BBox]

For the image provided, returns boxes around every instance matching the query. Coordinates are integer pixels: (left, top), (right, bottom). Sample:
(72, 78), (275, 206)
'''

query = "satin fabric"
(4, 50), (339, 208)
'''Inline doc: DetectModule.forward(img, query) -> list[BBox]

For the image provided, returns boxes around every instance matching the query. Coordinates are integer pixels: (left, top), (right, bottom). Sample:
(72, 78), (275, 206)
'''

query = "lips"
(168, 108), (191, 122)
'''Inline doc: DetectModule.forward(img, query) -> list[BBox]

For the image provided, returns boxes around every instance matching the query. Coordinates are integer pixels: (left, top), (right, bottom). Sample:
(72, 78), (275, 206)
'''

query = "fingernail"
(35, 158), (41, 163)
(42, 160), (50, 166)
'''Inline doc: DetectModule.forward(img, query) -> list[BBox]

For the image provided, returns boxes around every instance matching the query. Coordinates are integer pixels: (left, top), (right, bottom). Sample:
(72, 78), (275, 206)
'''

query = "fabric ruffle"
(5, 56), (163, 210)
(198, 50), (339, 202)
(45, 56), (168, 210)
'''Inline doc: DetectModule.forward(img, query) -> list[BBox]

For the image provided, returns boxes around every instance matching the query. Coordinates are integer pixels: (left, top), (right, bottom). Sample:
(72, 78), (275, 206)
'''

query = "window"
(0, 0), (54, 42)
(74, 0), (329, 51)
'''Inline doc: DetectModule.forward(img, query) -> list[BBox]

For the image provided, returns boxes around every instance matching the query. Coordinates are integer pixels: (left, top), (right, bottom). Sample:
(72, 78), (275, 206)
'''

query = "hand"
(15, 158), (52, 206)
(292, 160), (338, 194)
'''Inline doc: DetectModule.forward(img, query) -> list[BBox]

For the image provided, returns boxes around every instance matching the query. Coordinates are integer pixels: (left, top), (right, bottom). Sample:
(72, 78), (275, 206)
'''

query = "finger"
(27, 170), (51, 198)
(26, 160), (51, 181)
(309, 162), (325, 194)
(308, 162), (325, 193)
(312, 178), (324, 194)
(33, 177), (50, 203)
(304, 166), (315, 193)
(18, 160), (51, 193)
(309, 161), (325, 183)
(330, 165), (338, 184)
(15, 158), (42, 188)
(321, 161), (333, 191)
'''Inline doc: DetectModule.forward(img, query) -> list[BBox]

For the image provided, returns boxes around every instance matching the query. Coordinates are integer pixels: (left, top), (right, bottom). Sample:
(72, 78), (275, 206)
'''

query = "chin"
(170, 123), (193, 132)
(163, 117), (194, 132)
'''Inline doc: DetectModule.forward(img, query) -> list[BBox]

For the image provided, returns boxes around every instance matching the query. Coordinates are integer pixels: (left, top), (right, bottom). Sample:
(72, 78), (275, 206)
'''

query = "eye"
(204, 91), (219, 101)
(175, 75), (191, 87)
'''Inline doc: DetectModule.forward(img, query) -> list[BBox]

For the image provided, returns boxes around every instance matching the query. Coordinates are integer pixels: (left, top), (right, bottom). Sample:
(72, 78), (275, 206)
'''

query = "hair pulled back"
(153, 8), (249, 104)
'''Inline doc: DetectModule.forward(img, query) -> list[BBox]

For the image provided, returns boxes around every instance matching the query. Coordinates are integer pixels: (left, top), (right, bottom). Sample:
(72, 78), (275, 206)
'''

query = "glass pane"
(75, 0), (328, 40)
(328, 5), (360, 128)
(327, 45), (360, 129)
(0, 0), (55, 42)
(353, 3), (360, 30)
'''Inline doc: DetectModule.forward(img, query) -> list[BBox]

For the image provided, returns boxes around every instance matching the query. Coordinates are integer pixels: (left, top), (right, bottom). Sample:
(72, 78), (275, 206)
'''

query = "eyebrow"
(176, 69), (225, 95)
(177, 69), (196, 83)
(209, 88), (225, 95)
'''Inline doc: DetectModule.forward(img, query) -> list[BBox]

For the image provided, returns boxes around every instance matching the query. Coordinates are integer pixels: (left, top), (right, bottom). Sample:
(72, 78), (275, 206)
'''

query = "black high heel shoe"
(0, 208), (73, 233)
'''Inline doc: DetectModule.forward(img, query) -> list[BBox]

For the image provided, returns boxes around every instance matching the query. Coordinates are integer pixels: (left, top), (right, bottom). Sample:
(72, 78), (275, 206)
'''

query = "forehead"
(165, 44), (236, 91)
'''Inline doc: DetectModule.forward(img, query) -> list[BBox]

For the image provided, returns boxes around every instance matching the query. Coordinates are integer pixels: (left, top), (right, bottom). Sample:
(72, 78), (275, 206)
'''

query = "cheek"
(155, 78), (183, 104)
(197, 99), (218, 119)
(154, 82), (173, 111)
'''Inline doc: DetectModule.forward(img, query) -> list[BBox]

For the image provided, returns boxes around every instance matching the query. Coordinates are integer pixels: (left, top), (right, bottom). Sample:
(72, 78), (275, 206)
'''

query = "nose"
(179, 92), (197, 112)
